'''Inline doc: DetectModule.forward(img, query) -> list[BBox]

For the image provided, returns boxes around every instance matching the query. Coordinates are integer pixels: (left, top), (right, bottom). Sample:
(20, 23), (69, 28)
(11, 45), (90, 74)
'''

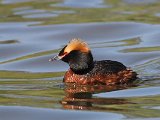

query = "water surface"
(0, 0), (160, 120)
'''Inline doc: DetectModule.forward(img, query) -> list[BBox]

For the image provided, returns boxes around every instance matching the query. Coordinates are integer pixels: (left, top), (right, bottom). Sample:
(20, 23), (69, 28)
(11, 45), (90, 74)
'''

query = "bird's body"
(50, 38), (137, 85)
(64, 60), (137, 85)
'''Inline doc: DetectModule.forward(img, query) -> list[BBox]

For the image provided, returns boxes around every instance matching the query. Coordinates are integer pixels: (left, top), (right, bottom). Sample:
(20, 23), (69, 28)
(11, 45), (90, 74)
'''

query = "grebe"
(49, 38), (137, 85)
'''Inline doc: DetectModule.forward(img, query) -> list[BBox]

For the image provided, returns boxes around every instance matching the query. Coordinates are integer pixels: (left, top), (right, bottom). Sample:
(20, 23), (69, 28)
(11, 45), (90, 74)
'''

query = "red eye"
(60, 52), (68, 57)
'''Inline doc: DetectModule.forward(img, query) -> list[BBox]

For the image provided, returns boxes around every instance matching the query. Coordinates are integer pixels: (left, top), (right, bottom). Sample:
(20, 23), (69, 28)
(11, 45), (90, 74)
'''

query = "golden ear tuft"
(64, 38), (90, 53)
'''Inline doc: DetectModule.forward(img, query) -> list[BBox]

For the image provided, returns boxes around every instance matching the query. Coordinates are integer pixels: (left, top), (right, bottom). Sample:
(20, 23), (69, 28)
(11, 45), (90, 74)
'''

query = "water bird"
(49, 38), (137, 85)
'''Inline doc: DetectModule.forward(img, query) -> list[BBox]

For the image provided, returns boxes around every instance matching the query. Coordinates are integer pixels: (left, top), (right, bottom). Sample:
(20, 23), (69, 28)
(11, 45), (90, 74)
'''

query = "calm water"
(0, 0), (160, 120)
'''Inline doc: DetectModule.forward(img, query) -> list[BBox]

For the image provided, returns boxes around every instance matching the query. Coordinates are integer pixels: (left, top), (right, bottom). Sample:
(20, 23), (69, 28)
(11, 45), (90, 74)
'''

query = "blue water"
(0, 0), (160, 120)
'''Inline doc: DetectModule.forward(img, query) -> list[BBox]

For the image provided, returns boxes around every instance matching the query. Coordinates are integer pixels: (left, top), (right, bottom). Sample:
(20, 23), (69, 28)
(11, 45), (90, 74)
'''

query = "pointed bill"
(49, 55), (61, 61)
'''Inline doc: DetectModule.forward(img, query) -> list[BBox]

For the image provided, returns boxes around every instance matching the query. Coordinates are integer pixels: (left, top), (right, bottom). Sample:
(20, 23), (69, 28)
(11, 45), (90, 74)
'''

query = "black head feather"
(61, 50), (94, 74)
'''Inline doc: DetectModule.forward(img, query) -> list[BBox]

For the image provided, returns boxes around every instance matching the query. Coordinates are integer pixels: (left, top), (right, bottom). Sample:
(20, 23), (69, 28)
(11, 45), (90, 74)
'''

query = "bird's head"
(49, 38), (93, 74)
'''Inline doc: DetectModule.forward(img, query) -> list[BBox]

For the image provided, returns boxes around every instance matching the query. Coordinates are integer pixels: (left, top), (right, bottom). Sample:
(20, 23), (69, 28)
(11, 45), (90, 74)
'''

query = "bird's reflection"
(61, 83), (137, 110)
